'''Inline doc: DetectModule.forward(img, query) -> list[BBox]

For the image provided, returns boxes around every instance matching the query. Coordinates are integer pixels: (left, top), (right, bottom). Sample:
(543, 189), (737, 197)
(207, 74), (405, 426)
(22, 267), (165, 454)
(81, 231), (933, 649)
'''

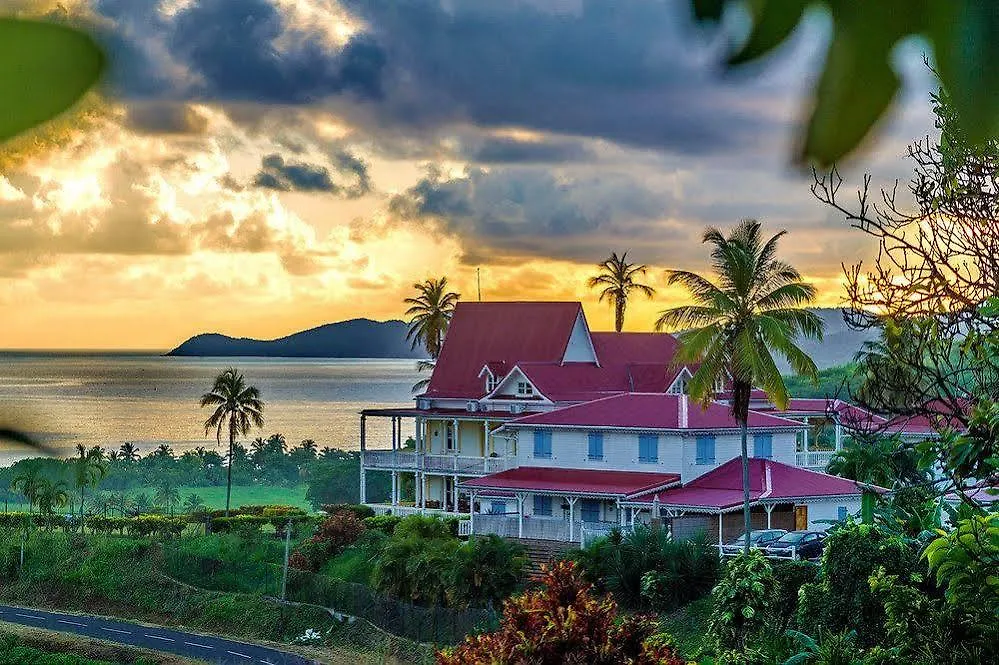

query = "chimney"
(679, 393), (689, 428)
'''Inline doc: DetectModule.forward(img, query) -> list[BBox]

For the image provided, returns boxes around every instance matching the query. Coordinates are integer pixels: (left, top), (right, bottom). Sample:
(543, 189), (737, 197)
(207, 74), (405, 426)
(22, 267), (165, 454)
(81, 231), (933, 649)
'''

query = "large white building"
(360, 301), (888, 544)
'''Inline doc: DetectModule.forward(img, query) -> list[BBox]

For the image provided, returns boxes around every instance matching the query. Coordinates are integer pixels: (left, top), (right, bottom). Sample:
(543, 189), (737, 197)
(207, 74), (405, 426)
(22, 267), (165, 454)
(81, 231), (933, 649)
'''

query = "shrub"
(363, 514), (402, 534)
(289, 511), (365, 571)
(437, 561), (684, 665)
(449, 535), (527, 608)
(393, 514), (454, 540)
(708, 550), (774, 651)
(322, 503), (375, 519)
(639, 534), (720, 612)
(769, 559), (818, 631)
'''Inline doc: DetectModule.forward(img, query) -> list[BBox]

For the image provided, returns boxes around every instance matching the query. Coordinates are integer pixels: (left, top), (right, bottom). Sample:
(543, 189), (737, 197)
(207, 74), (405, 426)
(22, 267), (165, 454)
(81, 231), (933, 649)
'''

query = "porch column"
(652, 495), (661, 530)
(764, 503), (773, 528)
(416, 472), (423, 509)
(391, 416), (397, 450)
(483, 419), (490, 457)
(630, 507), (640, 528)
(359, 415), (367, 504)
(566, 497), (578, 542)
(835, 422), (843, 451)
(618, 500), (626, 527)
(453, 418), (460, 454)
(391, 471), (398, 506)
(415, 416), (423, 452)
(717, 513), (723, 544)
(469, 491), (477, 534)
(452, 475), (459, 512)
(516, 493), (526, 539)
(803, 425), (810, 453)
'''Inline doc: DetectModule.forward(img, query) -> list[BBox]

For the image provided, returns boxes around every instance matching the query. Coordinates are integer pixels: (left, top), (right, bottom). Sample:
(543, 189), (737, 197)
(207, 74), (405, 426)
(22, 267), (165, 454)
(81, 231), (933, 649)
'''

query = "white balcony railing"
(795, 450), (835, 469)
(365, 503), (471, 520)
(362, 450), (515, 475)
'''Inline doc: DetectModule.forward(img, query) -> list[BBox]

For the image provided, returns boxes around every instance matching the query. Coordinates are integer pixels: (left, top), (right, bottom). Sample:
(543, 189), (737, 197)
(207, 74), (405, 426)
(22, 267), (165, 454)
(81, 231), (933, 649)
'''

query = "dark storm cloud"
(465, 136), (595, 164)
(253, 152), (372, 197)
(390, 165), (687, 263)
(124, 103), (209, 135)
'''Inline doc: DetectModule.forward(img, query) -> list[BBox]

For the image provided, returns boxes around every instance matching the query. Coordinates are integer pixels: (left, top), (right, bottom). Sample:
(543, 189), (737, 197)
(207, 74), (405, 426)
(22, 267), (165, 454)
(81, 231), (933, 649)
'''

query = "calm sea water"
(0, 353), (421, 465)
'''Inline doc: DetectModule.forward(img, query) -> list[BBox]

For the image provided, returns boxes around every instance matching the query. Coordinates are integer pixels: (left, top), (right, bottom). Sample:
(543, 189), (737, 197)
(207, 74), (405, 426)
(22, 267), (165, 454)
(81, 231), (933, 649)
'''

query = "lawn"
(660, 597), (713, 659)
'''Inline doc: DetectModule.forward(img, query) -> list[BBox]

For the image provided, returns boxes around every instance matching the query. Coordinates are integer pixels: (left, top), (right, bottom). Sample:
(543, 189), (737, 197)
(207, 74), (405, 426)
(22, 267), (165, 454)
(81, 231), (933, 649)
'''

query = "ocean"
(0, 353), (421, 466)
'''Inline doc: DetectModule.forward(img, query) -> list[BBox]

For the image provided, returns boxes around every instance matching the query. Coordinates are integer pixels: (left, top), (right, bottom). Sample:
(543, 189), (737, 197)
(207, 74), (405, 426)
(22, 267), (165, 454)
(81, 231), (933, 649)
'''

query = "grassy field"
(660, 597), (713, 659)
(0, 623), (205, 665)
(3, 484), (312, 513)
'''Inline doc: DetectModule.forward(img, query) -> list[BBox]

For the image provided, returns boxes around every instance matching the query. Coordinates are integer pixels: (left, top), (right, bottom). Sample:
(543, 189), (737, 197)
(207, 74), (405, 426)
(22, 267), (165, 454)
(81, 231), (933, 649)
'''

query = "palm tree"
(10, 468), (41, 514)
(154, 479), (181, 516)
(299, 439), (318, 459)
(405, 277), (460, 393)
(34, 478), (69, 527)
(587, 251), (657, 332)
(183, 493), (205, 515)
(656, 220), (823, 553)
(200, 368), (264, 516)
(72, 444), (107, 527)
(119, 442), (140, 463)
(133, 492), (152, 515)
(152, 443), (175, 460)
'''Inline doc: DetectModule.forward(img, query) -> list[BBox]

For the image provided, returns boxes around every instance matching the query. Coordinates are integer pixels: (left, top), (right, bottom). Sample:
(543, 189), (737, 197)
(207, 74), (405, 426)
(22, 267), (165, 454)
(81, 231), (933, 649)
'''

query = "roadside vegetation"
(0, 625), (197, 665)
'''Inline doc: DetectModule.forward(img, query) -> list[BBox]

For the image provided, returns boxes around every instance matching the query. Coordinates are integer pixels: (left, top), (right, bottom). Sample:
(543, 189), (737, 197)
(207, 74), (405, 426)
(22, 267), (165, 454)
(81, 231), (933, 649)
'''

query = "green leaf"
(0, 18), (104, 142)
(728, 0), (808, 66)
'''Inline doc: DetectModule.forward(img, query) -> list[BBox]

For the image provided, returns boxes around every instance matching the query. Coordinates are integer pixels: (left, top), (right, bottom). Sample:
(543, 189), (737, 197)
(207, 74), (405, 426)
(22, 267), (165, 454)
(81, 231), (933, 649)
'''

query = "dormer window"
(517, 381), (534, 396)
(486, 374), (498, 392)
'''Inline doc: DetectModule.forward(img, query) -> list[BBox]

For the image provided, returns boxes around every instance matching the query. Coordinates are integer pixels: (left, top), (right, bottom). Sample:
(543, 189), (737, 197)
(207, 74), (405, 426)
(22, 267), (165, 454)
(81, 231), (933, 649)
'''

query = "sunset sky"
(0, 1), (938, 349)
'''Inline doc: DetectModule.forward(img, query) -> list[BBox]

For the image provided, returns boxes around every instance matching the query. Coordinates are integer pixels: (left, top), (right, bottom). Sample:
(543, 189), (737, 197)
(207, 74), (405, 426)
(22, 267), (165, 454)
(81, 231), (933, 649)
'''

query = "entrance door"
(794, 505), (808, 530)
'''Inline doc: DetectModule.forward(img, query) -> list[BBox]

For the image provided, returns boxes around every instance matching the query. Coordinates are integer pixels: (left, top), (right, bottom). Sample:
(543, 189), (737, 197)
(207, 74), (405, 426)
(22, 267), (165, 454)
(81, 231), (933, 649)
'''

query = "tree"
(10, 468), (41, 514)
(154, 478), (181, 516)
(587, 251), (656, 332)
(405, 277), (460, 392)
(437, 561), (683, 665)
(656, 220), (822, 552)
(691, 2), (999, 166)
(119, 442), (140, 463)
(72, 443), (107, 527)
(183, 493), (205, 515)
(199, 368), (265, 516)
(34, 478), (69, 523)
(826, 435), (929, 489)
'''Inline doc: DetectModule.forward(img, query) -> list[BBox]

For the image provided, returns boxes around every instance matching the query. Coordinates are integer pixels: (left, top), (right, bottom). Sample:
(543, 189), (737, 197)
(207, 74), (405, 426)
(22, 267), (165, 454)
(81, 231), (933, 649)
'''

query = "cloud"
(462, 135), (595, 164)
(252, 151), (371, 196)
(124, 103), (210, 135)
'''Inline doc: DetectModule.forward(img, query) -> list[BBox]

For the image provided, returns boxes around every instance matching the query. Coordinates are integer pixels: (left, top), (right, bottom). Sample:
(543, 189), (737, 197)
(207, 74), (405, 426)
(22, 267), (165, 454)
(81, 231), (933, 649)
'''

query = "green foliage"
(289, 510), (366, 572)
(362, 514), (402, 534)
(781, 629), (862, 665)
(692, 0), (999, 165)
(783, 363), (860, 400)
(708, 550), (774, 651)
(0, 19), (104, 143)
(324, 503), (375, 519)
(770, 560), (819, 632)
(0, 633), (135, 665)
(305, 453), (390, 508)
(587, 251), (656, 332)
(450, 535), (527, 608)
(923, 513), (999, 611)
(392, 513), (456, 540)
(797, 523), (917, 647)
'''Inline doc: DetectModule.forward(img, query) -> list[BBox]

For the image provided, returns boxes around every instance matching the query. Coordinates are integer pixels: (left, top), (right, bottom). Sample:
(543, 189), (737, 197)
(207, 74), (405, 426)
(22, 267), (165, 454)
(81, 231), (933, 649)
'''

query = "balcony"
(795, 450), (835, 470)
(362, 450), (516, 475)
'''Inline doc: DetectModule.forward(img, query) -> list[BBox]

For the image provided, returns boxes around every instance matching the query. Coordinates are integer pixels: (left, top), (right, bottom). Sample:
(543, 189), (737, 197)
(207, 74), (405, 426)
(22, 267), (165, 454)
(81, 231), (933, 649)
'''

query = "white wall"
(803, 498), (861, 531)
(516, 427), (797, 482)
(562, 311), (598, 362)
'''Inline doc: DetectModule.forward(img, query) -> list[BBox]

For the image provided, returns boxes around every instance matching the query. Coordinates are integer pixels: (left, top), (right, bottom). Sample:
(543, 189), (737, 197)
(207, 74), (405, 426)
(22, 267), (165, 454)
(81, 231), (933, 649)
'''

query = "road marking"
(145, 634), (175, 642)
(184, 641), (214, 649)
(101, 627), (132, 635)
(15, 613), (44, 620)
(58, 619), (87, 627)
(227, 650), (252, 659)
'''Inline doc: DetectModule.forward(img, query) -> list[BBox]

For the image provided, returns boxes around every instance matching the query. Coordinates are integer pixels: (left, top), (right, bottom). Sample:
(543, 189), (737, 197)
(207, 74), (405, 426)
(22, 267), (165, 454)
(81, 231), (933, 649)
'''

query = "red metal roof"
(505, 393), (805, 430)
(630, 457), (884, 509)
(460, 467), (680, 497)
(424, 302), (583, 398)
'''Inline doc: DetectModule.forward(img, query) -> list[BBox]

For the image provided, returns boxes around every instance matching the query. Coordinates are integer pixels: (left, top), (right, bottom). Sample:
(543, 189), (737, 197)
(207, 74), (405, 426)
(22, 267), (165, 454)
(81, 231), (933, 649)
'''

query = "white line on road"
(57, 619), (87, 627)
(145, 634), (175, 642)
(15, 613), (44, 620)
(184, 641), (214, 649)
(227, 650), (252, 659)
(101, 627), (132, 635)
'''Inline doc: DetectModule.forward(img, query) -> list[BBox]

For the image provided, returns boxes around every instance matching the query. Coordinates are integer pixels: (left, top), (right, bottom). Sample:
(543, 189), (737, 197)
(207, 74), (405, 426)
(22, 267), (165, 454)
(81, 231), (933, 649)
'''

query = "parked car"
(764, 530), (826, 560)
(720, 529), (787, 554)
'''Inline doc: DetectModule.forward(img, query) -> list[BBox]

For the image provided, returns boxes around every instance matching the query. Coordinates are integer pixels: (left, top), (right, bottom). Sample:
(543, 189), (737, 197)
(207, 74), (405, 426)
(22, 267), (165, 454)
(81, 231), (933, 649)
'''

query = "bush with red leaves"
(288, 509), (365, 572)
(436, 561), (683, 665)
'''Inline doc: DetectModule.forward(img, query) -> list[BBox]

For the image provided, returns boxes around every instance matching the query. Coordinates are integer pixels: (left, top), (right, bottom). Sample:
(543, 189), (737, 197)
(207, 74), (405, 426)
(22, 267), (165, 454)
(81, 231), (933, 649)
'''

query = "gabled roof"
(424, 302), (583, 398)
(460, 467), (680, 498)
(504, 393), (806, 431)
(628, 457), (886, 510)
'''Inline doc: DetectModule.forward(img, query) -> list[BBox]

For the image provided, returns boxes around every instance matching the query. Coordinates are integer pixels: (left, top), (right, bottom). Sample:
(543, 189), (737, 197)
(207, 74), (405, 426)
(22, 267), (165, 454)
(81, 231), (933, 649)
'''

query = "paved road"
(0, 604), (315, 664)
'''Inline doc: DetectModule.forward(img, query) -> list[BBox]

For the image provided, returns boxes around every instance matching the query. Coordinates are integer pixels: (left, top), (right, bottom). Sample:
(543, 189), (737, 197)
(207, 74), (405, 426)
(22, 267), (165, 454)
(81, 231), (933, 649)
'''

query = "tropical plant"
(183, 493), (205, 514)
(781, 629), (862, 665)
(405, 277), (459, 392)
(437, 561), (684, 665)
(10, 468), (41, 514)
(708, 550), (774, 651)
(71, 443), (107, 526)
(199, 368), (265, 516)
(924, 513), (999, 611)
(154, 479), (181, 516)
(656, 219), (822, 551)
(33, 478), (69, 521)
(826, 438), (899, 488)
(449, 535), (527, 608)
(119, 442), (140, 462)
(587, 251), (656, 332)
(289, 510), (366, 572)
(132, 492), (151, 514)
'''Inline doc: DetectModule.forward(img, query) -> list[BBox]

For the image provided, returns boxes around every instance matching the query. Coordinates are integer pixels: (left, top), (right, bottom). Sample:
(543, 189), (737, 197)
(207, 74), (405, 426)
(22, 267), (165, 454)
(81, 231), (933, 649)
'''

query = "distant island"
(166, 318), (426, 358)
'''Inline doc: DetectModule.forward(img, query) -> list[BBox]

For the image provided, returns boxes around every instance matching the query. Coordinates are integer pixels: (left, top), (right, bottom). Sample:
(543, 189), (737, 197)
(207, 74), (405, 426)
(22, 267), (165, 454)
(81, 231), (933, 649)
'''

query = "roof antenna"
(477, 267), (482, 302)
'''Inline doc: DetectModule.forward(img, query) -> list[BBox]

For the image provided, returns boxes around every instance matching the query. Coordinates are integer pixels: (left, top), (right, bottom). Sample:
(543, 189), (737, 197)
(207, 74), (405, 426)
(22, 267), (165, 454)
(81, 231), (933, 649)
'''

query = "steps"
(509, 537), (580, 579)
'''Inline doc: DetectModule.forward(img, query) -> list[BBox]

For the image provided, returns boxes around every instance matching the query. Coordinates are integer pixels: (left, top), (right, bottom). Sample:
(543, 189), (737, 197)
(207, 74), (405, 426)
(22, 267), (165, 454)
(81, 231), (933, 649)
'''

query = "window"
(587, 432), (604, 461)
(837, 506), (848, 521)
(753, 434), (773, 459)
(581, 499), (600, 523)
(517, 381), (534, 396)
(489, 501), (506, 515)
(446, 423), (456, 451)
(485, 375), (498, 392)
(695, 435), (716, 465)
(533, 430), (552, 459)
(638, 434), (658, 463)
(533, 495), (552, 517)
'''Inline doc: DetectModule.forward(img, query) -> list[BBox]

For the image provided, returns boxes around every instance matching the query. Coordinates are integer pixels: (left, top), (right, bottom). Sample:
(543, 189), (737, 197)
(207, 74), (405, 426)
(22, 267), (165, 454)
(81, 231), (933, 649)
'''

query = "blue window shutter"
(533, 495), (552, 516)
(534, 430), (552, 459)
(696, 435), (716, 464)
(753, 434), (773, 459)
(490, 501), (506, 515)
(838, 506), (848, 521)
(638, 434), (657, 463)
(581, 500), (600, 522)
(588, 432), (604, 460)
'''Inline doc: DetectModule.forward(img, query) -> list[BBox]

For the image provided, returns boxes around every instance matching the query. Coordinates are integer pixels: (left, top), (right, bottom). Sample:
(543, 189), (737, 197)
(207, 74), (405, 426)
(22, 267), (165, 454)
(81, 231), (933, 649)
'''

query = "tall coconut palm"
(587, 251), (657, 332)
(72, 443), (107, 527)
(199, 368), (264, 516)
(405, 278), (460, 393)
(10, 468), (41, 514)
(34, 478), (69, 527)
(119, 442), (140, 463)
(655, 220), (823, 553)
(155, 478), (181, 516)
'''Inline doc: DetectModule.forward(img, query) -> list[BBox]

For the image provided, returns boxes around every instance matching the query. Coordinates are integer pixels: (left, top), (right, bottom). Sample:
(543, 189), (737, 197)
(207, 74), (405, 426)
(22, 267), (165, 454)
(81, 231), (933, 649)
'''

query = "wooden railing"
(795, 450), (835, 469)
(363, 451), (515, 475)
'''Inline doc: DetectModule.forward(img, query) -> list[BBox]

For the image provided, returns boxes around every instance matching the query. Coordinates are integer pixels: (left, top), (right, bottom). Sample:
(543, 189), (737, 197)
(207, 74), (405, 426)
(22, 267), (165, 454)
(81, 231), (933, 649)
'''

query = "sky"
(0, 0), (938, 349)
